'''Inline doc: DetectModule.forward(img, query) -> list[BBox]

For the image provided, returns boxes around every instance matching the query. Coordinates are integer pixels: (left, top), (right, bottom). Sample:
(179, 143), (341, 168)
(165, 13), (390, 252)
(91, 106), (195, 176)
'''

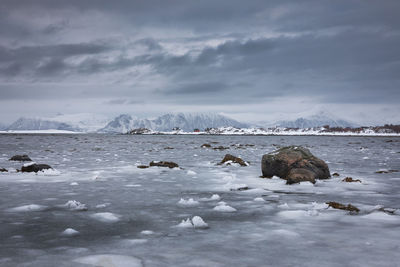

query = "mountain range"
(1, 111), (359, 133)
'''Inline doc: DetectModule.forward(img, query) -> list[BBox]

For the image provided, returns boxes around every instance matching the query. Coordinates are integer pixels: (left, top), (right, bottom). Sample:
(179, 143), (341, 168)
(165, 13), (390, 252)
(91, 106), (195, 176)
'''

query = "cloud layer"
(0, 0), (399, 124)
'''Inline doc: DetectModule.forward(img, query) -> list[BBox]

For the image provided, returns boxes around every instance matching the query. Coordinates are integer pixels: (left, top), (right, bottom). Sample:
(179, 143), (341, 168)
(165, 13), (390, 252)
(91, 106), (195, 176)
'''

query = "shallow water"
(0, 134), (399, 267)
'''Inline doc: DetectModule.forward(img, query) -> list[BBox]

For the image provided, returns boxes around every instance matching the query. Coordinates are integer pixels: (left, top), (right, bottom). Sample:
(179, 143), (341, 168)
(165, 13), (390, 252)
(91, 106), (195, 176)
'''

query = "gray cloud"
(0, 0), (399, 124)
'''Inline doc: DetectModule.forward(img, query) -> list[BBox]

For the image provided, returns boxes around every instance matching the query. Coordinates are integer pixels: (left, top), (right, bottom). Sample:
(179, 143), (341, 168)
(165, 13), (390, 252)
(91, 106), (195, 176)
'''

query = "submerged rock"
(0, 168), (8, 172)
(9, 154), (32, 161)
(342, 177), (361, 183)
(201, 143), (211, 148)
(326, 201), (359, 213)
(332, 172), (340, 176)
(21, 163), (52, 173)
(137, 165), (149, 169)
(212, 146), (229, 150)
(219, 154), (249, 166)
(149, 161), (179, 168)
(261, 146), (330, 184)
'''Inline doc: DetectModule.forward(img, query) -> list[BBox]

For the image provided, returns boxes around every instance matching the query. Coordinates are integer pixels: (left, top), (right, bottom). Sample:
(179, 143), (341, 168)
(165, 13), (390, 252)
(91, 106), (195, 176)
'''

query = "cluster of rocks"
(3, 154), (54, 173)
(200, 143), (229, 150)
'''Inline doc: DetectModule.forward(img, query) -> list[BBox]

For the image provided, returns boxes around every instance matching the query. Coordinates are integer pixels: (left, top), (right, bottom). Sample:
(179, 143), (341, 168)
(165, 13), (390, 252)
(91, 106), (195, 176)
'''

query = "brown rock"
(219, 154), (248, 167)
(137, 165), (149, 169)
(326, 201), (359, 212)
(149, 161), (179, 169)
(213, 146), (229, 150)
(261, 146), (330, 184)
(21, 164), (52, 173)
(9, 154), (32, 161)
(342, 177), (361, 183)
(332, 172), (340, 176)
(201, 144), (211, 148)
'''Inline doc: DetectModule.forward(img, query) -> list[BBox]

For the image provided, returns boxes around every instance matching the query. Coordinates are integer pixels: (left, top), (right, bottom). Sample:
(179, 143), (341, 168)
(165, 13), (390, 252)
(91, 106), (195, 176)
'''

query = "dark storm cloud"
(0, 0), (399, 120)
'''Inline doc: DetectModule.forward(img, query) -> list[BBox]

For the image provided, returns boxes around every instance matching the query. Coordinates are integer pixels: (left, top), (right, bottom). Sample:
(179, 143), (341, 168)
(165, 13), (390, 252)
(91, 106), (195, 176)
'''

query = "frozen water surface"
(0, 134), (399, 266)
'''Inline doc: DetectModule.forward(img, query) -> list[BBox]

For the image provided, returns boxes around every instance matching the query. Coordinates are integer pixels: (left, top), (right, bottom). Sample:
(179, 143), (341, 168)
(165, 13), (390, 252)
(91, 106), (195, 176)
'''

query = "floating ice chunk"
(96, 203), (110, 209)
(210, 194), (221, 201)
(74, 254), (142, 267)
(70, 182), (79, 186)
(61, 228), (79, 236)
(175, 216), (208, 229)
(176, 218), (194, 228)
(254, 197), (265, 202)
(363, 157), (369, 160)
(178, 198), (199, 206)
(37, 168), (60, 176)
(187, 170), (197, 176)
(62, 200), (87, 211)
(125, 184), (142, 187)
(192, 216), (208, 229)
(278, 203), (290, 209)
(200, 194), (221, 202)
(7, 204), (47, 212)
(213, 203), (236, 212)
(90, 212), (120, 223)
(140, 230), (154, 235)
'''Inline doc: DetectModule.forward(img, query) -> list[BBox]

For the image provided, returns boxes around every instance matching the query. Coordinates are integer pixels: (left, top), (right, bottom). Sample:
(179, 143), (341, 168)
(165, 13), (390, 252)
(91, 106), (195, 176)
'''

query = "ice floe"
(61, 228), (79, 236)
(74, 254), (142, 267)
(177, 198), (200, 206)
(61, 200), (87, 211)
(6, 204), (47, 212)
(213, 202), (237, 212)
(175, 216), (209, 229)
(90, 212), (120, 223)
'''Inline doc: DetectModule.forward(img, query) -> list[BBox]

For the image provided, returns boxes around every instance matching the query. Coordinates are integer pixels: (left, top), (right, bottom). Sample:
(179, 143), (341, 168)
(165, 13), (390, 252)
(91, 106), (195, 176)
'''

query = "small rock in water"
(0, 167), (8, 172)
(137, 165), (149, 169)
(21, 163), (52, 173)
(342, 177), (361, 183)
(213, 146), (229, 150)
(149, 161), (179, 168)
(332, 172), (340, 176)
(219, 154), (249, 166)
(9, 154), (32, 161)
(61, 228), (80, 236)
(201, 143), (211, 148)
(326, 201), (359, 213)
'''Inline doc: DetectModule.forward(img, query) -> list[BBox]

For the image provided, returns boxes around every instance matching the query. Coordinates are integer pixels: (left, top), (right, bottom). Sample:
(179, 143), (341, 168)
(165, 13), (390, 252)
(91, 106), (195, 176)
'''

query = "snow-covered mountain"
(260, 111), (357, 128)
(99, 113), (249, 133)
(6, 117), (80, 131)
(43, 113), (110, 132)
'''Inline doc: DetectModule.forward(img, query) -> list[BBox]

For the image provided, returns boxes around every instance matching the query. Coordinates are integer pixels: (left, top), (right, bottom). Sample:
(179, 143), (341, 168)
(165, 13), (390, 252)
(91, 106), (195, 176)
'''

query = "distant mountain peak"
(99, 112), (249, 133)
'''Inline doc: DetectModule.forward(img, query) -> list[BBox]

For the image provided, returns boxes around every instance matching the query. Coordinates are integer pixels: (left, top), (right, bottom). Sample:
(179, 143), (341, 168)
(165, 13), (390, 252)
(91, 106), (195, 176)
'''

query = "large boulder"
(261, 146), (330, 184)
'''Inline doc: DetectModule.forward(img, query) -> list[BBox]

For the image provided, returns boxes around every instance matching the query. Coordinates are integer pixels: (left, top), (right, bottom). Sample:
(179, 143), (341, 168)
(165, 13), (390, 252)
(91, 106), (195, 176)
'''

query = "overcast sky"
(0, 0), (399, 124)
